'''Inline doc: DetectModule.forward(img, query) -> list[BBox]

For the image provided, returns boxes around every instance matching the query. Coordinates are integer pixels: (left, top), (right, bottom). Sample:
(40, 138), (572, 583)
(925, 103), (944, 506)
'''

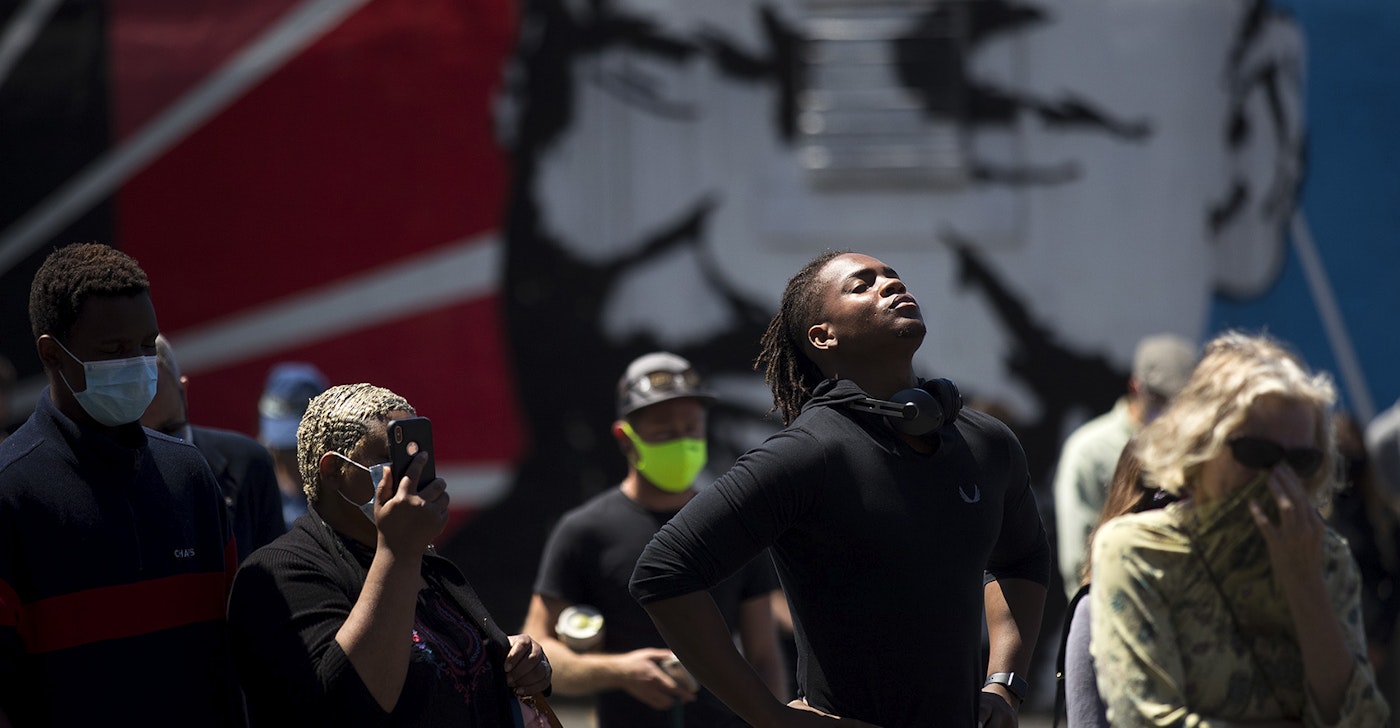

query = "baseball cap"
(258, 362), (329, 449)
(1132, 334), (1197, 398)
(617, 352), (715, 419)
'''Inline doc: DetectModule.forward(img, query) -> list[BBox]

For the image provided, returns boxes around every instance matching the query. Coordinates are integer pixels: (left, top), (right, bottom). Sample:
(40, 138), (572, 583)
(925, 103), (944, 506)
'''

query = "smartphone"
(387, 416), (436, 491)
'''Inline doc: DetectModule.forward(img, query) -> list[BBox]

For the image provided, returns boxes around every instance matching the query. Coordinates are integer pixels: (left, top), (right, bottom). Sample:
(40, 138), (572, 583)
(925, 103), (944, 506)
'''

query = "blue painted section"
(1209, 0), (1400, 418)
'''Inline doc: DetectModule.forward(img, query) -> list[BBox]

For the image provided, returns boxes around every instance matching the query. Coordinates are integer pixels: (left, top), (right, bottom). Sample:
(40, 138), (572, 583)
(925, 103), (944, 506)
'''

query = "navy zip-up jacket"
(0, 390), (241, 726)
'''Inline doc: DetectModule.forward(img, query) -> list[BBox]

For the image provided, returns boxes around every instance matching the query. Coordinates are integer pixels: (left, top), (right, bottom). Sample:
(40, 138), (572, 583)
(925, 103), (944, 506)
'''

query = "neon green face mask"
(620, 421), (707, 493)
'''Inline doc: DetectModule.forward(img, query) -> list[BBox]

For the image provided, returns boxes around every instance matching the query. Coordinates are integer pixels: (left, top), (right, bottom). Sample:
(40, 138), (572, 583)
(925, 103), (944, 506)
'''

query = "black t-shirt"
(535, 487), (776, 728)
(631, 379), (1051, 728)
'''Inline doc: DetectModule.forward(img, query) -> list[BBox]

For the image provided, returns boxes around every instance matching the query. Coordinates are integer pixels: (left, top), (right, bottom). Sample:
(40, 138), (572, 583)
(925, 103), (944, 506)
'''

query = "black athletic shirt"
(631, 378), (1050, 727)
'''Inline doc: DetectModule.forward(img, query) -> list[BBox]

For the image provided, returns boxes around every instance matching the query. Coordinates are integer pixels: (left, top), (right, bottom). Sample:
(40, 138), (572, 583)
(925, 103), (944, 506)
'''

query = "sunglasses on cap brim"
(1227, 436), (1324, 478)
(628, 369), (701, 397)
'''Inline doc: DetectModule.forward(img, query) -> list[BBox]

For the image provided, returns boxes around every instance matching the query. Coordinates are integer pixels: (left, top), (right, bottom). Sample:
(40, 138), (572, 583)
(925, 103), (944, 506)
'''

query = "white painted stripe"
(171, 233), (501, 373)
(0, 0), (60, 90)
(9, 234), (502, 421)
(0, 0), (371, 275)
(0, 404), (514, 507)
(1292, 211), (1374, 422)
(438, 463), (514, 508)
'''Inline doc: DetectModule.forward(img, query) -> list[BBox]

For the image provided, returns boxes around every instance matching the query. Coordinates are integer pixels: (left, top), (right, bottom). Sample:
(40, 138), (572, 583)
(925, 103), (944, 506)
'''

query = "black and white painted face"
(504, 0), (1301, 472)
(516, 0), (1298, 406)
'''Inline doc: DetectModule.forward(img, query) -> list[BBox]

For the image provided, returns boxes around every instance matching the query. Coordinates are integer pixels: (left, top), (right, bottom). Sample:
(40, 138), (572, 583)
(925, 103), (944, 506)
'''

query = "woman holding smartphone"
(228, 383), (554, 726)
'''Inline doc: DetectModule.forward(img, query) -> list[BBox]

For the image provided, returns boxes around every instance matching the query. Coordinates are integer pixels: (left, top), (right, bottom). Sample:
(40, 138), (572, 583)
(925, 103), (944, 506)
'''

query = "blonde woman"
(1090, 331), (1388, 727)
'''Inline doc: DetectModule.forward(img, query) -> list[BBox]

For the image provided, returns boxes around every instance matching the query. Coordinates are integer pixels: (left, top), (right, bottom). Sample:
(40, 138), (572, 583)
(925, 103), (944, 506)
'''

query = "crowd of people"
(0, 241), (1396, 727)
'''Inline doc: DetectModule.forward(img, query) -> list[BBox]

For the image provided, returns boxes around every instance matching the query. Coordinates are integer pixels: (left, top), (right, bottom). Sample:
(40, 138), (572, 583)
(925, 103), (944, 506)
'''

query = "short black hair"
(29, 243), (150, 342)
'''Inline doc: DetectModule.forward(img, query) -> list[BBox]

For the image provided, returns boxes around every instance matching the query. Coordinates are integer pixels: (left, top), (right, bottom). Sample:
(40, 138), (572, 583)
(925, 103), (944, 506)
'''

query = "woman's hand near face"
(338, 450), (450, 713)
(374, 451), (450, 556)
(1250, 464), (1355, 723)
(1248, 465), (1326, 595)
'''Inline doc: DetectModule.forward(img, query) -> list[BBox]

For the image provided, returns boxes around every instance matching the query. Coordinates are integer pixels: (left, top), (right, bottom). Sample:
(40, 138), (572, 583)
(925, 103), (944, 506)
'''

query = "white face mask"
(331, 452), (389, 524)
(54, 339), (158, 427)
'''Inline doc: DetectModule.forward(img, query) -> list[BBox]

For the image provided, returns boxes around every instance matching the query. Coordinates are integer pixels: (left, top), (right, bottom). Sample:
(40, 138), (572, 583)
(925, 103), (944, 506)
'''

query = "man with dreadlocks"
(631, 251), (1050, 727)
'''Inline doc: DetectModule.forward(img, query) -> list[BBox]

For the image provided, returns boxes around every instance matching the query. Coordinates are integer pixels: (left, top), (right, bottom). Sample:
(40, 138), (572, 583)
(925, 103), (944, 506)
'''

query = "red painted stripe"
(117, 0), (515, 331)
(19, 572), (227, 654)
(182, 296), (524, 464)
(0, 579), (19, 628)
(108, 0), (300, 140)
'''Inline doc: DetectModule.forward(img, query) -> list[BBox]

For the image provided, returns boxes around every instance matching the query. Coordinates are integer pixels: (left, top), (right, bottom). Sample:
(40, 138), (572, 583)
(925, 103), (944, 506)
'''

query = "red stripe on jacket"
(17, 571), (227, 654)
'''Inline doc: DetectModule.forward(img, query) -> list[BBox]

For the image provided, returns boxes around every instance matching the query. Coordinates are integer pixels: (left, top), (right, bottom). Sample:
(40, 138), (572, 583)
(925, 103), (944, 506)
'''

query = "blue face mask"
(331, 452), (389, 524)
(54, 339), (158, 427)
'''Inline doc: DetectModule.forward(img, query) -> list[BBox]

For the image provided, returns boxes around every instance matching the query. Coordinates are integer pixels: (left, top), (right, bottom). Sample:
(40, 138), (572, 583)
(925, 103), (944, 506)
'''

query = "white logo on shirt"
(959, 484), (981, 504)
(173, 548), (197, 559)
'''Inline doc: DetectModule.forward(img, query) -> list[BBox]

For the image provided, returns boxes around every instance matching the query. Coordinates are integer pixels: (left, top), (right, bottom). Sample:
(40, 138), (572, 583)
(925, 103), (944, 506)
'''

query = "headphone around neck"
(848, 378), (963, 436)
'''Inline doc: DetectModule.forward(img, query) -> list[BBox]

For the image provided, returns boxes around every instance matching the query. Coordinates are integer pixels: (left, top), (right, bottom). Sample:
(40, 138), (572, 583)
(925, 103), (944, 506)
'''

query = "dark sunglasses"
(1228, 436), (1324, 478)
(1131, 488), (1178, 513)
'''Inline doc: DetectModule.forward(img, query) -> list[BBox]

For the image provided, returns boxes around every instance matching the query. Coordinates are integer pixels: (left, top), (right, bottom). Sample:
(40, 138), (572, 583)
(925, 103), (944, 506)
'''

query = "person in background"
(1329, 411), (1400, 707)
(143, 334), (286, 562)
(523, 352), (785, 727)
(0, 242), (241, 725)
(258, 361), (329, 526)
(1366, 397), (1400, 502)
(1056, 435), (1176, 728)
(1053, 333), (1196, 598)
(1090, 331), (1389, 726)
(631, 251), (1050, 727)
(0, 355), (15, 442)
(228, 382), (554, 726)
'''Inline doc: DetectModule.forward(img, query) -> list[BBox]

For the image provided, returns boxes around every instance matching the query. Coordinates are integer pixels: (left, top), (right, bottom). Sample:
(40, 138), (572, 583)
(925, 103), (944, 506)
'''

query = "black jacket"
(0, 391), (240, 726)
(228, 508), (518, 727)
(191, 425), (286, 563)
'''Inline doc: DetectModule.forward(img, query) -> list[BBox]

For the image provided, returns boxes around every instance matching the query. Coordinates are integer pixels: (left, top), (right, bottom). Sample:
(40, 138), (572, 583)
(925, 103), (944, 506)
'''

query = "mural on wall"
(8, 0), (1397, 627)
(0, 0), (526, 515)
(446, 0), (1305, 613)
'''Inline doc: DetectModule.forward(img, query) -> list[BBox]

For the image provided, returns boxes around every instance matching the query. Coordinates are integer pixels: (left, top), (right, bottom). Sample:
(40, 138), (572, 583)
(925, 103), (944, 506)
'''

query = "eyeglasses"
(626, 369), (700, 397)
(1131, 488), (1178, 513)
(1227, 436), (1324, 477)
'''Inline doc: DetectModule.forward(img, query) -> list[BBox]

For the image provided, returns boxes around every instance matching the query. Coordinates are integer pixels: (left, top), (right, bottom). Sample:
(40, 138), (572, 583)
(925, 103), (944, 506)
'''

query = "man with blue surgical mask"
(0, 243), (242, 726)
(522, 352), (786, 728)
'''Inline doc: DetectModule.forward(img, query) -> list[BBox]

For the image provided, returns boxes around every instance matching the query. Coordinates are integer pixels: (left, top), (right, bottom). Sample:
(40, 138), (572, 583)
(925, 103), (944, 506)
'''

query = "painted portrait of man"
(449, 0), (1303, 618)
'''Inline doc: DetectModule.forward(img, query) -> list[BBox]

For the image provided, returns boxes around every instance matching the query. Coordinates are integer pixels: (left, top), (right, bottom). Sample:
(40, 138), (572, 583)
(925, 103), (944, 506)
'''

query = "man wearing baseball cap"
(1053, 333), (1198, 597)
(257, 362), (329, 527)
(523, 352), (785, 727)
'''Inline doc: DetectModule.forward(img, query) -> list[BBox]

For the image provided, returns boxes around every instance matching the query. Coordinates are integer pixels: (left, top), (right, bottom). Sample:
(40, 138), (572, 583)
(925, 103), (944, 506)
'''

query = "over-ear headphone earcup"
(887, 387), (943, 436)
(919, 378), (963, 424)
(845, 378), (963, 436)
